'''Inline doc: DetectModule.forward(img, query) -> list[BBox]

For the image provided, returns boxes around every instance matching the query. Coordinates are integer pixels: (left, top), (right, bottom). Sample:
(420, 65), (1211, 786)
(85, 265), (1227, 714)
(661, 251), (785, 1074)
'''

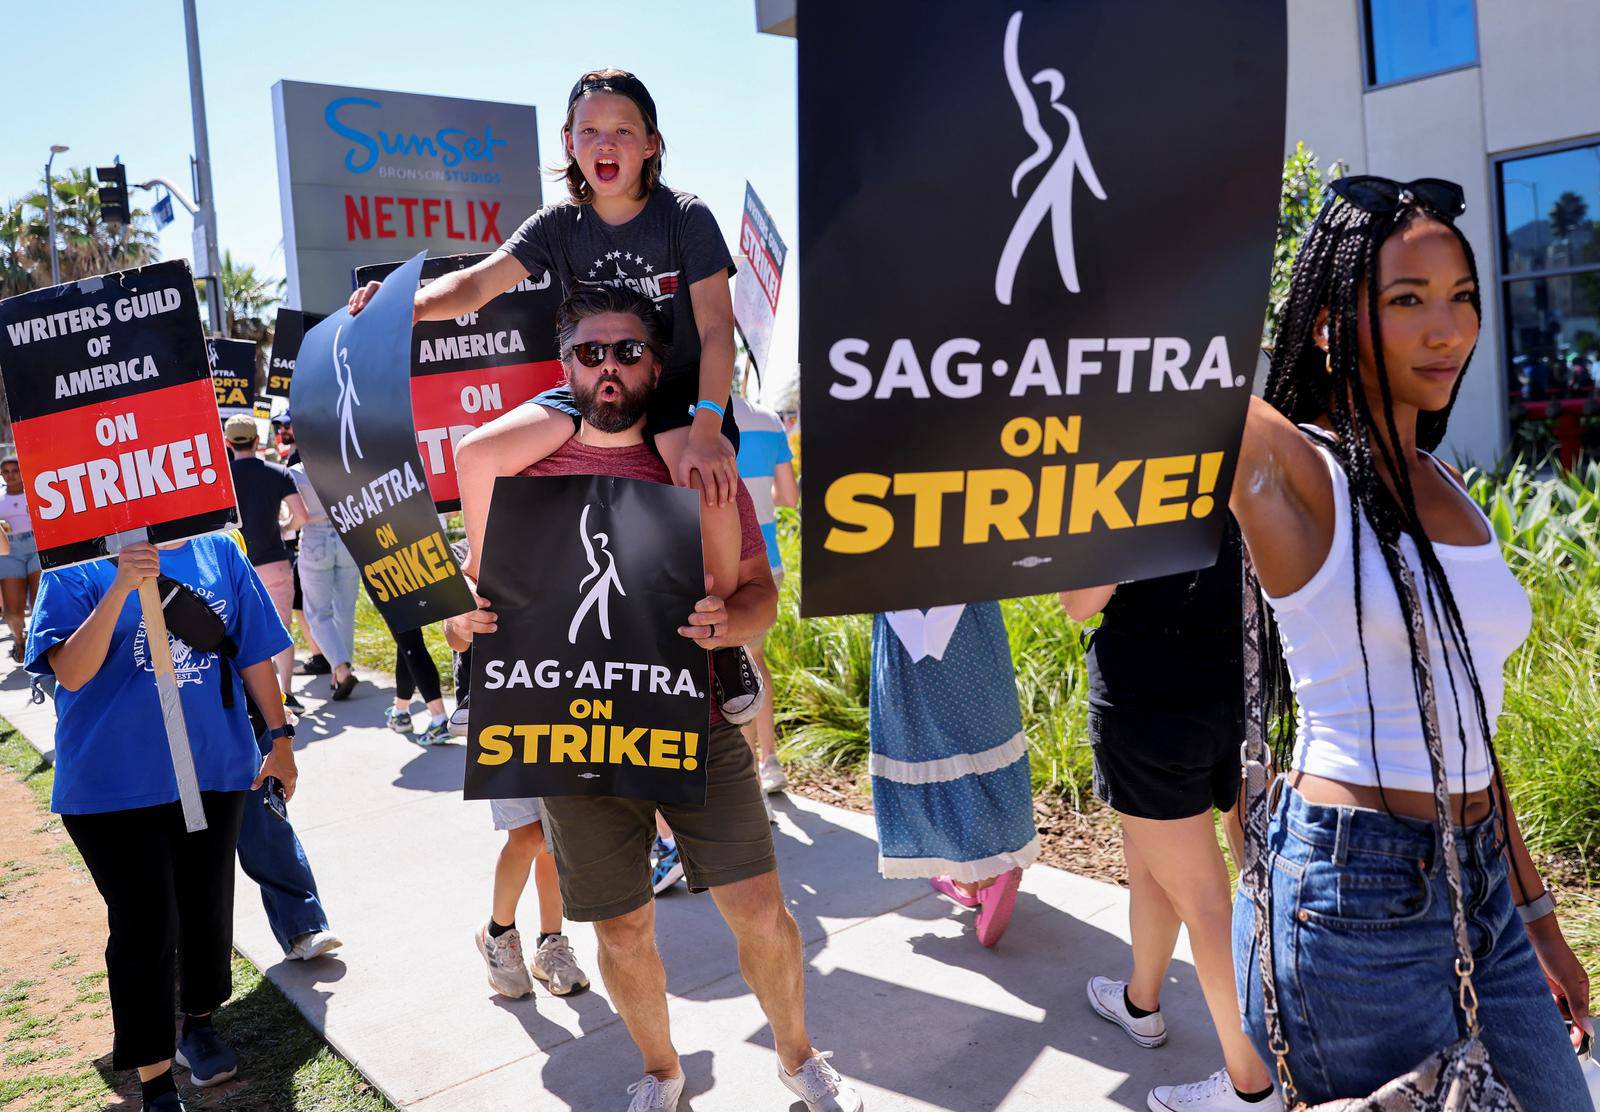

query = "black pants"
(453, 642), (473, 705)
(393, 627), (441, 703)
(61, 791), (245, 1069)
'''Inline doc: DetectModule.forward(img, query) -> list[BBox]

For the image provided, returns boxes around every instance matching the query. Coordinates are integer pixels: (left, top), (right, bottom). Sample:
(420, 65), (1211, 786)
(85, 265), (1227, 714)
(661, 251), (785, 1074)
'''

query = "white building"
(759, 0), (1600, 465)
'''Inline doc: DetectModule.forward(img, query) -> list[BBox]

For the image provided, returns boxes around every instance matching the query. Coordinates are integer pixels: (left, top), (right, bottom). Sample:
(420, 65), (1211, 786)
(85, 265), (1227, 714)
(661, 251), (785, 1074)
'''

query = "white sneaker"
(1148, 1068), (1261, 1111)
(625, 1073), (684, 1111)
(778, 1051), (864, 1112)
(447, 701), (470, 738)
(1087, 976), (1167, 1048)
(285, 929), (343, 961)
(475, 924), (534, 999)
(531, 933), (589, 996)
(759, 754), (788, 793)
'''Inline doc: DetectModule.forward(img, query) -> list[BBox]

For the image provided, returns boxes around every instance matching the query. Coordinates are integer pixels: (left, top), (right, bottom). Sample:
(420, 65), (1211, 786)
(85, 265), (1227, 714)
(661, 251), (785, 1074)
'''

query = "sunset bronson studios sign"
(272, 80), (542, 314)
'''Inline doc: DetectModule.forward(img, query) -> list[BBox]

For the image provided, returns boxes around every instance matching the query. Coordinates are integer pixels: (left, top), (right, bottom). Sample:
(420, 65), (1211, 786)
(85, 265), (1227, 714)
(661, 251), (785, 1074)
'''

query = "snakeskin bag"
(1239, 550), (1521, 1110)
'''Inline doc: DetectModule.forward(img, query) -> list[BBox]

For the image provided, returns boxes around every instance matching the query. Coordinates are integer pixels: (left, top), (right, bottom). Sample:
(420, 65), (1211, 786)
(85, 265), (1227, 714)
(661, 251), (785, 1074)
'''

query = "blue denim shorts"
(0, 532), (40, 578)
(1232, 785), (1589, 1109)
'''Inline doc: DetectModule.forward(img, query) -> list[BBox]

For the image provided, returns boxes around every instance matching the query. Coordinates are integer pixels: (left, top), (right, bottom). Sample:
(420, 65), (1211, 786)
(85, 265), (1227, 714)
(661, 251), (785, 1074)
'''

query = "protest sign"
(465, 474), (709, 804)
(208, 336), (257, 419)
(263, 308), (326, 402)
(0, 260), (239, 831)
(290, 251), (474, 633)
(797, 1), (1286, 616)
(732, 183), (787, 376)
(354, 252), (563, 510)
(0, 261), (241, 569)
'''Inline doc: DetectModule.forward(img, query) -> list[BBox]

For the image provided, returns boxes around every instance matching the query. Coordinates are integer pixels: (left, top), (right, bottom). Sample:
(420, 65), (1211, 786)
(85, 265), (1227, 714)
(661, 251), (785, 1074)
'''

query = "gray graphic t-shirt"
(499, 187), (735, 380)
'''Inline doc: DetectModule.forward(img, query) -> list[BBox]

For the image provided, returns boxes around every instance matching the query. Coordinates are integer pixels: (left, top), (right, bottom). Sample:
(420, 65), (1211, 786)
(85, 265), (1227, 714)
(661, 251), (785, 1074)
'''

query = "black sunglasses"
(1328, 175), (1466, 217)
(566, 339), (655, 368)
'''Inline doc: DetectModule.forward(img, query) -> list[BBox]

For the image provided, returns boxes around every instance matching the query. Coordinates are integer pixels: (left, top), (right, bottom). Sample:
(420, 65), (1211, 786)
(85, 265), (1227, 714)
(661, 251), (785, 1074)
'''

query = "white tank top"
(0, 491), (30, 536)
(1263, 436), (1531, 794)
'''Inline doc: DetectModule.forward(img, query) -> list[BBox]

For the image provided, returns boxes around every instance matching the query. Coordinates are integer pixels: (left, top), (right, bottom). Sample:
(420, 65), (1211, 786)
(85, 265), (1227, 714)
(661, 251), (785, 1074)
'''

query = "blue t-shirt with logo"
(733, 396), (793, 572)
(26, 534), (292, 815)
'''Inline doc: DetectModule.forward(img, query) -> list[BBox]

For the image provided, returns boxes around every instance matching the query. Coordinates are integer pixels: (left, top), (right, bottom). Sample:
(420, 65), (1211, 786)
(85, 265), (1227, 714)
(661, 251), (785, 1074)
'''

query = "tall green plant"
(1266, 142), (1344, 343)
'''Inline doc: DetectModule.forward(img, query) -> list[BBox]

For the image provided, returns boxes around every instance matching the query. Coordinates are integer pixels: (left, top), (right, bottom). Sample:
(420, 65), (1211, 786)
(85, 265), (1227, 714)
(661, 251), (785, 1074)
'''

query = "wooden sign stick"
(137, 577), (207, 833)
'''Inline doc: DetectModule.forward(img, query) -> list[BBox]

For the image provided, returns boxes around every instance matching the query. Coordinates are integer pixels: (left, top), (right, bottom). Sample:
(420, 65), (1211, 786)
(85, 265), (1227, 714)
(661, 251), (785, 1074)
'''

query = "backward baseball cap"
(223, 413), (259, 445)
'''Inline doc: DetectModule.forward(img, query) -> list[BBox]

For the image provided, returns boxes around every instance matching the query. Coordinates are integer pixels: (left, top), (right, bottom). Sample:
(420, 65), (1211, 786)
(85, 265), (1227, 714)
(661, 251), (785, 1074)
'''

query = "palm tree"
(0, 202), (32, 298)
(197, 250), (281, 340)
(14, 167), (159, 283)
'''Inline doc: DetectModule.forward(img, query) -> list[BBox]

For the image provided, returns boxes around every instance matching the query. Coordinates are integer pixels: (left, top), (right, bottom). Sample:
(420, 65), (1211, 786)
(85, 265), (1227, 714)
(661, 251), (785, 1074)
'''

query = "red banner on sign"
(12, 377), (238, 553)
(410, 359), (564, 506)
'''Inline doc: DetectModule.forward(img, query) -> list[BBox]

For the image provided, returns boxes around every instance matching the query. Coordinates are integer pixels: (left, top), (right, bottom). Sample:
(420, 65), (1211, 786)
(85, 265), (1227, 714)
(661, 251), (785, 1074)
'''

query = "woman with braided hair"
(1226, 176), (1591, 1108)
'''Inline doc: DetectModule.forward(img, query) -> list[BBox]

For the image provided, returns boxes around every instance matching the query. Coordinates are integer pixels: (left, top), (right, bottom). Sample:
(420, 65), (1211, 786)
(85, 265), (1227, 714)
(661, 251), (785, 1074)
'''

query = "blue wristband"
(693, 399), (726, 420)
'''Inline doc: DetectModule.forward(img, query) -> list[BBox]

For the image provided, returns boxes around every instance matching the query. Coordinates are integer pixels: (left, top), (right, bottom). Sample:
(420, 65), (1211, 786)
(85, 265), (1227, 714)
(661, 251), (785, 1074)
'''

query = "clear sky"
(2, 0), (800, 403)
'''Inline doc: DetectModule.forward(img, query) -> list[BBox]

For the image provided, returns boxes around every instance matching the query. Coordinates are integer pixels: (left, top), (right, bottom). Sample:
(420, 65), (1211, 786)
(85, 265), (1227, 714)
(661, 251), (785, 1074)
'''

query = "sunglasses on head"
(566, 339), (655, 368)
(1328, 175), (1467, 217)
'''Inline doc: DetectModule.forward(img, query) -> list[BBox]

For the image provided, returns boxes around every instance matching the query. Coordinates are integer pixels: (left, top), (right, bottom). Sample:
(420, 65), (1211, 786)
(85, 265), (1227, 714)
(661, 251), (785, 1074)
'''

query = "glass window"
(1498, 145), (1600, 276)
(1365, 0), (1477, 86)
(1504, 275), (1600, 400)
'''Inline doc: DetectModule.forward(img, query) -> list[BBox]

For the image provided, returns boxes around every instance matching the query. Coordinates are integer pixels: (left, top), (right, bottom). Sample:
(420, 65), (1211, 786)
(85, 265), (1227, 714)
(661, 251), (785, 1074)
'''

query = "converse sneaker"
(759, 753), (788, 793)
(624, 1073), (684, 1111)
(531, 934), (589, 996)
(1087, 976), (1167, 1048)
(778, 1051), (864, 1112)
(711, 646), (764, 724)
(475, 923), (534, 999)
(384, 705), (413, 735)
(651, 838), (685, 895)
(1148, 1068), (1262, 1111)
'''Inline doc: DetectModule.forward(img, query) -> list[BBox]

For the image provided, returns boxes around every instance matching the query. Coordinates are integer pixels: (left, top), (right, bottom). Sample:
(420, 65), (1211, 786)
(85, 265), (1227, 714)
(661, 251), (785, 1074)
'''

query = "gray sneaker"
(625, 1073), (684, 1111)
(531, 933), (589, 996)
(778, 1051), (863, 1112)
(475, 924), (534, 999)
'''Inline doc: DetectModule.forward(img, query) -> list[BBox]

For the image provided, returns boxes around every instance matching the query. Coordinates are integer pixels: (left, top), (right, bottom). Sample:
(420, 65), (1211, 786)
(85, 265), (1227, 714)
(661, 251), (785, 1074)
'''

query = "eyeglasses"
(1328, 175), (1466, 217)
(566, 339), (654, 368)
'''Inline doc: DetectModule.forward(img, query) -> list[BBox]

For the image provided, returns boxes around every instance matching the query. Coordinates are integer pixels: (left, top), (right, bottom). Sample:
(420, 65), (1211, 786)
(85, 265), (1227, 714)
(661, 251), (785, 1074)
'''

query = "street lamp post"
(44, 144), (69, 286)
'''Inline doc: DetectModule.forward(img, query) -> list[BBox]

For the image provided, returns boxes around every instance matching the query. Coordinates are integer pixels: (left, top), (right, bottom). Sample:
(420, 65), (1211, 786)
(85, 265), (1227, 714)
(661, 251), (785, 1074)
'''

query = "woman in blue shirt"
(27, 535), (294, 1112)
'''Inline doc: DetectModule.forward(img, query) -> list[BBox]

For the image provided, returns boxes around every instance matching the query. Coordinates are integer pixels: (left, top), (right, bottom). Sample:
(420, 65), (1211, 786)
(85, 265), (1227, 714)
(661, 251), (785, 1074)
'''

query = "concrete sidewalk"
(1, 653), (1227, 1111)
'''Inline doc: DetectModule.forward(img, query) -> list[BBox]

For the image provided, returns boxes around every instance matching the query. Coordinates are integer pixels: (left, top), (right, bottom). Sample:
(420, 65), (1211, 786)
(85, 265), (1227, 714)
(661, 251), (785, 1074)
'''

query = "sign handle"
(136, 578), (207, 833)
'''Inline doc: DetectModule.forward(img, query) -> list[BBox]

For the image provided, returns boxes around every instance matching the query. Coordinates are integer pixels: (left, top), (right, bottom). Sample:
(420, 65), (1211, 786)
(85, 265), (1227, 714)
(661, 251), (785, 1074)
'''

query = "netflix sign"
(272, 80), (542, 314)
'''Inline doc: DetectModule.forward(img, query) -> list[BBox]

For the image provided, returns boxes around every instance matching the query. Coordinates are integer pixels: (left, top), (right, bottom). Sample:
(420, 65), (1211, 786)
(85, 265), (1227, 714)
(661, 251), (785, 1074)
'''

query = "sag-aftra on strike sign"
(0, 262), (240, 568)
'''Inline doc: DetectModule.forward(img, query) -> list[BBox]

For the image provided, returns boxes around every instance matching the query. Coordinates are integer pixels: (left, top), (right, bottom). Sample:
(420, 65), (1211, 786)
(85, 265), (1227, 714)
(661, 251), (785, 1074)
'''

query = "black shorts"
(1088, 700), (1243, 821)
(532, 368), (741, 452)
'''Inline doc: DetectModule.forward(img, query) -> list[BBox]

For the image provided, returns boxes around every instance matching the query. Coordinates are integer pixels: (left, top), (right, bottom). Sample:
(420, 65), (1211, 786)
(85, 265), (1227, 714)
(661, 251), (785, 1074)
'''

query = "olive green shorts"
(539, 720), (777, 922)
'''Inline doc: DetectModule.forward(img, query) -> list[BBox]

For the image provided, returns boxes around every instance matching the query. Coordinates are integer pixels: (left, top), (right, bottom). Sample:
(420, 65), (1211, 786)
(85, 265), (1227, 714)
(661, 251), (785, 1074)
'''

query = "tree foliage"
(1266, 142), (1345, 344)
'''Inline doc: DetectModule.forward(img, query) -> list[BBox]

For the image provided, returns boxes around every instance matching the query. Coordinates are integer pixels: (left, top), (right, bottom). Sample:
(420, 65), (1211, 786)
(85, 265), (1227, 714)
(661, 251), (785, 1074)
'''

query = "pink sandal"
(975, 868), (1023, 948)
(928, 876), (980, 909)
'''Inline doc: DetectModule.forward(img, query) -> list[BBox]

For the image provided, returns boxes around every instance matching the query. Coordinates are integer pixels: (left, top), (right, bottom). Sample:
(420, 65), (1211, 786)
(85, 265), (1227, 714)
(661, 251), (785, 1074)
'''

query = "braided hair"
(1261, 193), (1514, 849)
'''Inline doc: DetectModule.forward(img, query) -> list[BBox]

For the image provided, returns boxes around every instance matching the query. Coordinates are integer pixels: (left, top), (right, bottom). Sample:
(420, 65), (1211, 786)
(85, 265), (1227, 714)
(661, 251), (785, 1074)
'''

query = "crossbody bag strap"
(1239, 536), (1482, 1110)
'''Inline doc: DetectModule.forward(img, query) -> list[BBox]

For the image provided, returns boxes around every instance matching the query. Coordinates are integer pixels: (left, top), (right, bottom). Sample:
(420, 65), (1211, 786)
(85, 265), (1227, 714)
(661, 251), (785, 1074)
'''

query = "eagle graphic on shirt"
(578, 251), (681, 305)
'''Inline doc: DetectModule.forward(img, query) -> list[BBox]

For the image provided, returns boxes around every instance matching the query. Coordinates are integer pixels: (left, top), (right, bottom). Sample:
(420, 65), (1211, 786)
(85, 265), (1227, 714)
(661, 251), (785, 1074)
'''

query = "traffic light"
(96, 163), (129, 225)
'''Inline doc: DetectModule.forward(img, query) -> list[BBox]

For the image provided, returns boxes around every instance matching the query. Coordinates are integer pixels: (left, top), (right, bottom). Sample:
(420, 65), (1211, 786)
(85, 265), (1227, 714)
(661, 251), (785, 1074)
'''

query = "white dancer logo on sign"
(568, 502), (627, 643)
(333, 323), (364, 473)
(994, 9), (1108, 306)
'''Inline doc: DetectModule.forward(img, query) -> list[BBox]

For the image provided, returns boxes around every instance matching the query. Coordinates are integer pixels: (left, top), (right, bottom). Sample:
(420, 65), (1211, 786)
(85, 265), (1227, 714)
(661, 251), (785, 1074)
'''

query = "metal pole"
(183, 0), (225, 336)
(45, 151), (61, 286)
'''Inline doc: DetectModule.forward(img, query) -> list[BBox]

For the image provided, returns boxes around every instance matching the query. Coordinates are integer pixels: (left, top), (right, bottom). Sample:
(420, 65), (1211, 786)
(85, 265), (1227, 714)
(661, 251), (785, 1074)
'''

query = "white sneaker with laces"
(625, 1073), (684, 1111)
(531, 933), (589, 996)
(1087, 975), (1167, 1048)
(1147, 1068), (1262, 1111)
(759, 754), (788, 793)
(447, 701), (470, 738)
(285, 929), (343, 961)
(778, 1051), (864, 1112)
(475, 924), (534, 999)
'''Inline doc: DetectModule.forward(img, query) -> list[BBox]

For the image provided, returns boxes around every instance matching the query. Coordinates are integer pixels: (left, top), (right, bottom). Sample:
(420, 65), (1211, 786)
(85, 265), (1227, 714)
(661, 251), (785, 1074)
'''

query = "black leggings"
(61, 791), (245, 1070)
(393, 627), (441, 704)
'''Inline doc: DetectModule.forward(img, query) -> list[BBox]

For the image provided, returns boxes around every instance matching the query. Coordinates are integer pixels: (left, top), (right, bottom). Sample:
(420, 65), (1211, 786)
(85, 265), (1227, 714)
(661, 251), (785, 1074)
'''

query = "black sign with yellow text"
(208, 337), (256, 418)
(290, 251), (474, 633)
(464, 474), (709, 803)
(799, 0), (1286, 615)
(263, 309), (326, 402)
